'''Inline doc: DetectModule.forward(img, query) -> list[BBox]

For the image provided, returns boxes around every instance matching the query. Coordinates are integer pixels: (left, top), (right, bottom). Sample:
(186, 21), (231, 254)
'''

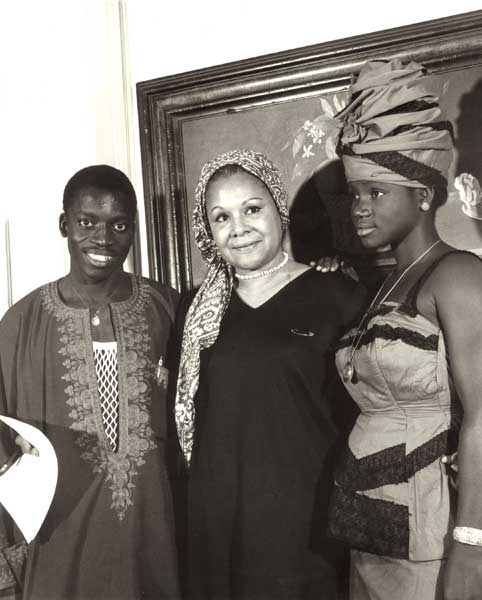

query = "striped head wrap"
(337, 59), (454, 189)
(175, 149), (290, 464)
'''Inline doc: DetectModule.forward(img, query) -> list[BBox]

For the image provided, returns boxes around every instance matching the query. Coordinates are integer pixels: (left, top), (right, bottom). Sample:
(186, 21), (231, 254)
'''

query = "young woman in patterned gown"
(328, 58), (482, 600)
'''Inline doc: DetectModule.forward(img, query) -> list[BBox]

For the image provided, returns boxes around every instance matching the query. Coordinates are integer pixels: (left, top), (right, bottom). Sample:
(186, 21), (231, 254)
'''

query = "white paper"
(0, 417), (58, 543)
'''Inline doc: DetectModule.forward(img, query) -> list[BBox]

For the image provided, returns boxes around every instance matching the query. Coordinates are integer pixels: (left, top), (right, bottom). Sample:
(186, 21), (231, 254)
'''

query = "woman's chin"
(235, 263), (263, 275)
(358, 235), (387, 251)
(233, 256), (281, 276)
(358, 237), (377, 250)
(231, 253), (280, 274)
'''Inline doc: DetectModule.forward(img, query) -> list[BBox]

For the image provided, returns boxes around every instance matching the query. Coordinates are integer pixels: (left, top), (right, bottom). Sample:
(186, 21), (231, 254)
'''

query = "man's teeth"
(87, 253), (113, 263)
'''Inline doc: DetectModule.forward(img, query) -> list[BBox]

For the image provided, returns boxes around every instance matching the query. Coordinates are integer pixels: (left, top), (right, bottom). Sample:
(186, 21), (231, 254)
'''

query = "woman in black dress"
(175, 150), (365, 599)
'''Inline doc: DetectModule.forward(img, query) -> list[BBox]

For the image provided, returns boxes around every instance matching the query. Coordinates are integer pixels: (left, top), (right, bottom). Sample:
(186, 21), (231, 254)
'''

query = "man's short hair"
(63, 165), (137, 217)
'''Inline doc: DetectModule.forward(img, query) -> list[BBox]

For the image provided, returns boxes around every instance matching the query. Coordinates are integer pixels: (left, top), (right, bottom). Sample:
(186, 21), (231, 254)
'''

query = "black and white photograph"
(2, 2), (482, 599)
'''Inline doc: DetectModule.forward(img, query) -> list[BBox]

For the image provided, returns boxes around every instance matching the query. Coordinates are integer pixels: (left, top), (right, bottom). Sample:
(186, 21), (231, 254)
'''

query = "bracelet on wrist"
(453, 526), (482, 546)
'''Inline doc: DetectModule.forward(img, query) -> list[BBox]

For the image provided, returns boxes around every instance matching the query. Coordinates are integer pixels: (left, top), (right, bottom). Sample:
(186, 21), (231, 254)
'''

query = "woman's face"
(350, 180), (422, 249)
(205, 170), (284, 274)
(59, 188), (136, 284)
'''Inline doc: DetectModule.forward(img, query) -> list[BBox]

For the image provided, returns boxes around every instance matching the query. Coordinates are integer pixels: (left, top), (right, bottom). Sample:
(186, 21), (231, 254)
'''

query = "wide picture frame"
(137, 11), (482, 292)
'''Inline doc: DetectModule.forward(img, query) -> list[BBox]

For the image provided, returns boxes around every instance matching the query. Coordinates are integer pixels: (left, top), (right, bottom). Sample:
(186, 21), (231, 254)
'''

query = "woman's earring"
(421, 201), (430, 212)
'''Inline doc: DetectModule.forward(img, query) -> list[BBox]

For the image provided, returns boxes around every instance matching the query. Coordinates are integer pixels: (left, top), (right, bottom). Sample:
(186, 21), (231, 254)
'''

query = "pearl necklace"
(342, 239), (441, 383)
(70, 283), (118, 327)
(235, 251), (289, 281)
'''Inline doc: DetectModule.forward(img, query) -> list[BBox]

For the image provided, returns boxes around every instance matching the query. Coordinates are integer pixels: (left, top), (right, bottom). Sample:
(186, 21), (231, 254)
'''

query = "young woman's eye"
(214, 213), (228, 223)
(113, 223), (128, 232)
(371, 190), (385, 199)
(78, 218), (93, 228)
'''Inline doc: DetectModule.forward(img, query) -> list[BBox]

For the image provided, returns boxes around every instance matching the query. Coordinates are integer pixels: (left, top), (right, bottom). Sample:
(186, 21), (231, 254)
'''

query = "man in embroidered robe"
(0, 165), (181, 599)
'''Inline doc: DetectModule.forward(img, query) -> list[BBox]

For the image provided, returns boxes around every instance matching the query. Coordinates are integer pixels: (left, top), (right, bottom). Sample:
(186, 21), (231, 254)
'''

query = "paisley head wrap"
(337, 58), (454, 189)
(175, 149), (290, 464)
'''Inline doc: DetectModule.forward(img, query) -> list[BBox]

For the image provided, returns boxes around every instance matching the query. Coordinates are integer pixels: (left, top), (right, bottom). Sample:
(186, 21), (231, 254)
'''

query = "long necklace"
(342, 239), (441, 383)
(70, 283), (118, 327)
(235, 251), (289, 281)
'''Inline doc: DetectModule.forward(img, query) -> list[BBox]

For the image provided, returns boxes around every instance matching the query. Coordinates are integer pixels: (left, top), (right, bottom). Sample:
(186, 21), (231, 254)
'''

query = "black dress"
(187, 269), (364, 600)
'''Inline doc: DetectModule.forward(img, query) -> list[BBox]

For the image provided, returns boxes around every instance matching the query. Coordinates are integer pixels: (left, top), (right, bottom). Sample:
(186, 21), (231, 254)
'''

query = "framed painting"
(137, 10), (482, 291)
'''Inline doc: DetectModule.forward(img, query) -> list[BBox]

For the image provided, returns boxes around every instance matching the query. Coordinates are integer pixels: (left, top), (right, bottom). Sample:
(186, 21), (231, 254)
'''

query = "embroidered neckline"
(52, 273), (139, 315)
(41, 276), (159, 521)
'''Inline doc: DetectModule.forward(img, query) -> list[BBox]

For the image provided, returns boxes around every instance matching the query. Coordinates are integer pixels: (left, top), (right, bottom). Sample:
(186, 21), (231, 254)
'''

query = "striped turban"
(337, 59), (454, 189)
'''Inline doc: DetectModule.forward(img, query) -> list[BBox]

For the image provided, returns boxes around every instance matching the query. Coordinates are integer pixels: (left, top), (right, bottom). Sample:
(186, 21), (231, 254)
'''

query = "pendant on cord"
(342, 361), (355, 383)
(91, 312), (101, 327)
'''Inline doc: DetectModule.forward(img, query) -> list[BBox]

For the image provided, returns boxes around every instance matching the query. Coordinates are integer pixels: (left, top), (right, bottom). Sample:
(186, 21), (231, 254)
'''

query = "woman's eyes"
(214, 213), (228, 223)
(213, 206), (261, 223)
(351, 190), (385, 201)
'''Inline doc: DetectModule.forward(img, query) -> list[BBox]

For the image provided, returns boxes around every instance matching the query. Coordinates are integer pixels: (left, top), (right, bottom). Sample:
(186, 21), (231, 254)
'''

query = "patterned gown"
(0, 275), (180, 600)
(328, 258), (461, 597)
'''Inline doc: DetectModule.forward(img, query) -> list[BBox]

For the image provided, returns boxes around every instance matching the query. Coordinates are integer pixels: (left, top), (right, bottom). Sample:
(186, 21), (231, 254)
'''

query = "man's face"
(59, 188), (135, 283)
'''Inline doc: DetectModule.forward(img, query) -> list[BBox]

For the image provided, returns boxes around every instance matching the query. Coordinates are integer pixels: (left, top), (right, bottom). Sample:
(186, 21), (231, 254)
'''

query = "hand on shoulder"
(311, 255), (359, 282)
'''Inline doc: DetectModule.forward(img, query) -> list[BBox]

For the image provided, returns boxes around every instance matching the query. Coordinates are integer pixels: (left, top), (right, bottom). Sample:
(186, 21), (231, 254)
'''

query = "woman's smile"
(230, 241), (261, 253)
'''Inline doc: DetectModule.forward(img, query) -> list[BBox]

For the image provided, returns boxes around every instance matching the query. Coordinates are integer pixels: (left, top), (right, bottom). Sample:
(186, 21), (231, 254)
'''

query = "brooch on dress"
(290, 328), (315, 337)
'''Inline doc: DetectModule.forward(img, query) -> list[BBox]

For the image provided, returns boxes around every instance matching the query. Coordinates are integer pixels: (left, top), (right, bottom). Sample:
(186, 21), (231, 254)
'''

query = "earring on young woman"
(420, 201), (430, 211)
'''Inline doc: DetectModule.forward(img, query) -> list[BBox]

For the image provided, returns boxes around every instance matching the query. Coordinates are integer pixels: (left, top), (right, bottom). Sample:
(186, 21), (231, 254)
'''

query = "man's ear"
(59, 213), (68, 238)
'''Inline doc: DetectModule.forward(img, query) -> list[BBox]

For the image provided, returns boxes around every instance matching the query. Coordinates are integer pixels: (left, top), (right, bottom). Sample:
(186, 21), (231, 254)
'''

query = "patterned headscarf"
(337, 58), (454, 189)
(175, 149), (290, 464)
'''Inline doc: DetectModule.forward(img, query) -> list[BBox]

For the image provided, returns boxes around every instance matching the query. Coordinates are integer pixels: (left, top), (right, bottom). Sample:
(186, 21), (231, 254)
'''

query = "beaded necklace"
(235, 251), (289, 281)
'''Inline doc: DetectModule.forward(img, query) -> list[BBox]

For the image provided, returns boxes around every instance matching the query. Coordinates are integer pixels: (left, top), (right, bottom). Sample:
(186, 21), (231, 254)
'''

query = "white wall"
(0, 0), (132, 315)
(127, 1), (482, 81)
(1, 0), (481, 315)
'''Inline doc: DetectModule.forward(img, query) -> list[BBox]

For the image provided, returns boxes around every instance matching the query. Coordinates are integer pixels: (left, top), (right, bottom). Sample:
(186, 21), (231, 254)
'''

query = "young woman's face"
(59, 189), (136, 283)
(205, 170), (284, 275)
(350, 180), (422, 249)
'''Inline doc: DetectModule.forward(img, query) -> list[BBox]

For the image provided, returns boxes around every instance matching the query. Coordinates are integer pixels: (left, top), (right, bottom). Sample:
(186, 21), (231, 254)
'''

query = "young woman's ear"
(59, 213), (68, 237)
(416, 187), (435, 212)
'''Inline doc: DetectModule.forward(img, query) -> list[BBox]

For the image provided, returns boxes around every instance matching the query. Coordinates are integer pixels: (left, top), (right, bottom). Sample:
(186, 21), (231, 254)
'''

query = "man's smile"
(85, 252), (117, 267)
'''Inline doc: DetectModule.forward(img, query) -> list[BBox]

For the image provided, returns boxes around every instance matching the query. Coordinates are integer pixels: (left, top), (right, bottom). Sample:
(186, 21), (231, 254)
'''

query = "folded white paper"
(0, 417), (58, 543)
